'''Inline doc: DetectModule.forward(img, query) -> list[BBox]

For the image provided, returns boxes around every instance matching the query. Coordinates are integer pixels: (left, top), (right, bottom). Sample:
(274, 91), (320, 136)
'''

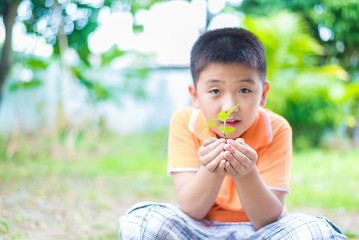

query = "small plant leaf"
(226, 103), (239, 118)
(224, 126), (235, 132)
(200, 104), (239, 139)
(201, 124), (220, 131)
(218, 112), (226, 120)
(206, 118), (219, 124)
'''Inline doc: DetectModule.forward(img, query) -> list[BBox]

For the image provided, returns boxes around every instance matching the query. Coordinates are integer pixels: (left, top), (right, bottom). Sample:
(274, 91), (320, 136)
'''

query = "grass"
(0, 130), (174, 239)
(0, 129), (169, 179)
(287, 148), (359, 211)
(0, 130), (358, 239)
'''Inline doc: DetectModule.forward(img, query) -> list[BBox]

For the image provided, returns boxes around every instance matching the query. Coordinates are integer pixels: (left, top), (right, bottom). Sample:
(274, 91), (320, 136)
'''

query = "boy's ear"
(260, 81), (270, 107)
(188, 84), (201, 108)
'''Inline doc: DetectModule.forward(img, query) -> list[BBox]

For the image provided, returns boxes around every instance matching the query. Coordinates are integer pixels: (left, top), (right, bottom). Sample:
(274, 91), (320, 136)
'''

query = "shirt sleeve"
(167, 108), (201, 175)
(256, 119), (292, 194)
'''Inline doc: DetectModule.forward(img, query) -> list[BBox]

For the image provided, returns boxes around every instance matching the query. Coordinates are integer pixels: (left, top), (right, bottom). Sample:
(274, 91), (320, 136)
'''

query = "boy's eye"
(209, 89), (221, 94)
(240, 88), (251, 93)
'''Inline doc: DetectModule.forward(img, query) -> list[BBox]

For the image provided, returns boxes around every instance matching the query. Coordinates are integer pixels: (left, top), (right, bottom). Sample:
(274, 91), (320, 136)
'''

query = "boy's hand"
(198, 137), (227, 175)
(223, 138), (258, 178)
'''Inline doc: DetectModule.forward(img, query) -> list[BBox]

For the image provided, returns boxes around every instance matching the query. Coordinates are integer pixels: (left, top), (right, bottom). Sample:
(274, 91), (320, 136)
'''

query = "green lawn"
(0, 130), (358, 239)
(288, 148), (359, 211)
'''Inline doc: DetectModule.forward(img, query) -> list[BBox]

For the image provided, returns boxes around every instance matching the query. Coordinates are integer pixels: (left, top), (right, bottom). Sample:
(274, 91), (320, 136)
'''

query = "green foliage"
(243, 12), (352, 149)
(232, 0), (359, 147)
(100, 46), (125, 67)
(72, 65), (111, 102)
(9, 0), (169, 66)
(21, 57), (50, 69)
(6, 53), (52, 91)
(0, 216), (9, 234)
(9, 78), (41, 91)
(70, 48), (153, 103)
(201, 104), (239, 140)
(238, 0), (359, 71)
(129, 0), (171, 14)
(0, 0), (165, 106)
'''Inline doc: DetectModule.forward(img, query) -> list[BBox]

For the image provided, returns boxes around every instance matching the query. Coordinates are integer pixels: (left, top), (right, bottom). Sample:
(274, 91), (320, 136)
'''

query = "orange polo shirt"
(167, 106), (292, 222)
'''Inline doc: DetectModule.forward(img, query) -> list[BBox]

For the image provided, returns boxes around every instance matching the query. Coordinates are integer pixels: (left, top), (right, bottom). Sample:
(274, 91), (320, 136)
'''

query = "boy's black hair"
(190, 27), (267, 85)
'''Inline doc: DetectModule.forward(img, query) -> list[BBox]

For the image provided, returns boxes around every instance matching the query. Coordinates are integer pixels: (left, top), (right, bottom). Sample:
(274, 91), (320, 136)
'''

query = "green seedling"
(201, 104), (239, 140)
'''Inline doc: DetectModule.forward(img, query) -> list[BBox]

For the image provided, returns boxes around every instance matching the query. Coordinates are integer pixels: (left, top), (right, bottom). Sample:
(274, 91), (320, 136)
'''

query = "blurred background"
(0, 0), (358, 239)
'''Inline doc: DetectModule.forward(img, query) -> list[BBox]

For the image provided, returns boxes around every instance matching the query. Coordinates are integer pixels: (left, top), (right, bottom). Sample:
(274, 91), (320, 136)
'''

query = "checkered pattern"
(119, 202), (348, 240)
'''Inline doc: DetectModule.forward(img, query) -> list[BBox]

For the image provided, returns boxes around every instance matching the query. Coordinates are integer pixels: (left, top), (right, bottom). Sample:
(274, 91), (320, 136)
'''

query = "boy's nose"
(222, 97), (239, 113)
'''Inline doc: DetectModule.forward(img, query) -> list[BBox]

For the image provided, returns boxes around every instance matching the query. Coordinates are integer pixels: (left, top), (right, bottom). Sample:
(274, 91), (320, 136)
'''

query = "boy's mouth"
(223, 120), (240, 127)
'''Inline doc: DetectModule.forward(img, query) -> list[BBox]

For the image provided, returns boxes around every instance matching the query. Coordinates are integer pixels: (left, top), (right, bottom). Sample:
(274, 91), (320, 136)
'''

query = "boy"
(119, 28), (348, 239)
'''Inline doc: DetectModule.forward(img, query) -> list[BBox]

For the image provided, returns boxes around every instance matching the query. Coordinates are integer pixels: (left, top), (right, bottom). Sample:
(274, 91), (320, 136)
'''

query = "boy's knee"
(119, 203), (179, 240)
(270, 213), (348, 239)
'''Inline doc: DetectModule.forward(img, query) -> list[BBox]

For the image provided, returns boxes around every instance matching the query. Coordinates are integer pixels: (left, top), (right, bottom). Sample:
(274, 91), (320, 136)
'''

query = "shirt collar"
(189, 107), (272, 149)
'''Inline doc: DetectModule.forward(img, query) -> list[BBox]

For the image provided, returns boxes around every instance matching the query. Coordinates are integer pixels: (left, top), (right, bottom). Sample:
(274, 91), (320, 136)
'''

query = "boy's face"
(189, 62), (270, 139)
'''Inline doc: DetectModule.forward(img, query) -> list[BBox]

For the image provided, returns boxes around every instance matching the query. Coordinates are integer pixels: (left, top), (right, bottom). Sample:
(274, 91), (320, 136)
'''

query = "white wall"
(0, 66), (193, 135)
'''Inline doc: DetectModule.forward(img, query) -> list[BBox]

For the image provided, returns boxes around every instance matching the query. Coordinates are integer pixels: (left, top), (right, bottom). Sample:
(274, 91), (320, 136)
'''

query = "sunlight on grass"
(1, 131), (358, 238)
(287, 148), (359, 211)
(1, 131), (357, 211)
(71, 130), (169, 177)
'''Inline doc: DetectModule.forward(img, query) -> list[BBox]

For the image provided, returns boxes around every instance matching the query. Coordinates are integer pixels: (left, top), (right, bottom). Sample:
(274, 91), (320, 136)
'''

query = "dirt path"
(1, 176), (358, 239)
(0, 176), (175, 239)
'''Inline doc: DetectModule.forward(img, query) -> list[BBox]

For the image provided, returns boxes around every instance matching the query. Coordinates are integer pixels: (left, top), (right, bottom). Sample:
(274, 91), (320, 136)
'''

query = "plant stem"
(223, 120), (227, 140)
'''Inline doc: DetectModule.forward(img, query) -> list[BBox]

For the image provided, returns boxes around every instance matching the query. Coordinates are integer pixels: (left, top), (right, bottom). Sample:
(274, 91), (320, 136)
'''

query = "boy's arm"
(232, 168), (285, 230)
(172, 138), (226, 220)
(224, 139), (285, 229)
(172, 167), (225, 220)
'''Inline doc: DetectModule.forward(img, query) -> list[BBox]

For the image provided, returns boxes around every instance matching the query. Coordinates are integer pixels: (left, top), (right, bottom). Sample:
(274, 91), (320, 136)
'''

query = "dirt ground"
(1, 176), (358, 239)
(0, 176), (176, 240)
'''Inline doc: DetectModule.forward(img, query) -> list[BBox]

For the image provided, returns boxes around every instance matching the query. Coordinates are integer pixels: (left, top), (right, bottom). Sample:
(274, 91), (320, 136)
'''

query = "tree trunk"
(0, 1), (20, 105)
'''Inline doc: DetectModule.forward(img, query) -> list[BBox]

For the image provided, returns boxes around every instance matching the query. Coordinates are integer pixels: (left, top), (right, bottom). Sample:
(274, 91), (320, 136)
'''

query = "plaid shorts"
(119, 202), (349, 240)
